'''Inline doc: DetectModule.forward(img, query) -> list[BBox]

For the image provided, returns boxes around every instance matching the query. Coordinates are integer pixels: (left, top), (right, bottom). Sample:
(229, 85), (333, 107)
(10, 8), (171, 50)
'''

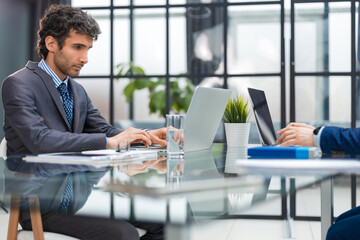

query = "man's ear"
(44, 36), (58, 53)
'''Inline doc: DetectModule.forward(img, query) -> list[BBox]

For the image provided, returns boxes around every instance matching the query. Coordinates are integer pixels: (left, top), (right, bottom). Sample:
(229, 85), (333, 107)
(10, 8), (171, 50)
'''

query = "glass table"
(0, 144), (346, 240)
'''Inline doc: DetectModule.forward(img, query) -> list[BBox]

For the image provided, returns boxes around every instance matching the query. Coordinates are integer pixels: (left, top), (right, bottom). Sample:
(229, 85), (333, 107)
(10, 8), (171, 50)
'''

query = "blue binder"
(248, 146), (319, 159)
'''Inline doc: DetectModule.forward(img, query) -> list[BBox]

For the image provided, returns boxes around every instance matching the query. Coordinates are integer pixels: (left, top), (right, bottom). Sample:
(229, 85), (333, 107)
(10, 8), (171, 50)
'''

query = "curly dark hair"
(37, 4), (101, 59)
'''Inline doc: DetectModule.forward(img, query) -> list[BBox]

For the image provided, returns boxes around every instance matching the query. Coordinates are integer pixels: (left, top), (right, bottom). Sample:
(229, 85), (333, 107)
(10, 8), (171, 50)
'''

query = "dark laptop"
(247, 88), (277, 146)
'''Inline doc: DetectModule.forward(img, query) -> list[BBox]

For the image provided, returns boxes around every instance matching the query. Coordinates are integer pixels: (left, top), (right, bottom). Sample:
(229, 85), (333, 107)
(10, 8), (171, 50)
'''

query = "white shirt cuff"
(313, 126), (325, 149)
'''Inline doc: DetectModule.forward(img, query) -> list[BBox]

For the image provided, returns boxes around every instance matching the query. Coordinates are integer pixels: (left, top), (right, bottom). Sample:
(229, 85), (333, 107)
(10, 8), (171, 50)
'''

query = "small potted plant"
(223, 95), (252, 148)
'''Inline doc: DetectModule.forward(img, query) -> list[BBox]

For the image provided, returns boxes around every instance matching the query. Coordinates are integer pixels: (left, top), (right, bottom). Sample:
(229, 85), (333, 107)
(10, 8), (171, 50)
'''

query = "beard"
(54, 52), (83, 79)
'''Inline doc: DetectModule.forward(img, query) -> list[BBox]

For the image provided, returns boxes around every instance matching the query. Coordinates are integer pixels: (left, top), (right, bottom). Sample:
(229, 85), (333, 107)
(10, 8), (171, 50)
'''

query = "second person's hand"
(276, 122), (315, 147)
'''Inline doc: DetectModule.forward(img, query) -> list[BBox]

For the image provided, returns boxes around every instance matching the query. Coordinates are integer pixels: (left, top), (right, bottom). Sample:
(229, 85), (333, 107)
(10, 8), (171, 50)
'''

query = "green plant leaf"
(133, 79), (150, 89)
(116, 62), (195, 116)
(133, 65), (146, 75)
(149, 90), (166, 115)
(123, 81), (136, 102)
(115, 63), (127, 76)
(223, 95), (252, 123)
(149, 78), (165, 93)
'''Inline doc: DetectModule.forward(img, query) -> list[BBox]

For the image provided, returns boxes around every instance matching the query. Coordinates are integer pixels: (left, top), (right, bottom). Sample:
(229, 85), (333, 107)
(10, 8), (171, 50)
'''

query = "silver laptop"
(134, 87), (231, 153)
(184, 87), (231, 152)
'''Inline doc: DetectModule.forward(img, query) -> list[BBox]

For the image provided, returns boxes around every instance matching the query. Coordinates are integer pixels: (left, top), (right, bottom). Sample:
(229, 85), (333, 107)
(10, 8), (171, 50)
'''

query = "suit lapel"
(31, 63), (72, 131)
(69, 79), (80, 133)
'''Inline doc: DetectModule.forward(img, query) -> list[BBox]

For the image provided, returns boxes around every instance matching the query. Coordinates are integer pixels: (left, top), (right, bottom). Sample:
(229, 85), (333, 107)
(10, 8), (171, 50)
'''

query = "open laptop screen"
(248, 88), (277, 146)
(184, 87), (231, 151)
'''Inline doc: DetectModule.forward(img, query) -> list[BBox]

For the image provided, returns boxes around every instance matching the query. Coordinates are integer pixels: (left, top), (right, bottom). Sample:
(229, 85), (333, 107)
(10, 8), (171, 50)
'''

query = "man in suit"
(276, 122), (360, 155)
(2, 4), (165, 240)
(2, 4), (166, 157)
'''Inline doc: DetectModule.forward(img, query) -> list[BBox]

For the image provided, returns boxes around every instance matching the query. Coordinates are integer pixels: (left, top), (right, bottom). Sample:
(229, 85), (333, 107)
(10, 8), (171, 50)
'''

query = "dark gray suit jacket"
(2, 61), (122, 156)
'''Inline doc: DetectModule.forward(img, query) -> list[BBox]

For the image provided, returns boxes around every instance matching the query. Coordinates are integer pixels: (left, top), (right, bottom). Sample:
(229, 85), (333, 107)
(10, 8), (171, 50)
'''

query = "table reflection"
(115, 157), (167, 176)
(1, 145), (272, 240)
(4, 156), (109, 218)
(225, 147), (248, 174)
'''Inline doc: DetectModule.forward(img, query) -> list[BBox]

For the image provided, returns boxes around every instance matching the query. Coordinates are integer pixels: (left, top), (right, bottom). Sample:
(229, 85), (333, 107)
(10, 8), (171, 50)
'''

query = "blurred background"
(1, 0), (359, 142)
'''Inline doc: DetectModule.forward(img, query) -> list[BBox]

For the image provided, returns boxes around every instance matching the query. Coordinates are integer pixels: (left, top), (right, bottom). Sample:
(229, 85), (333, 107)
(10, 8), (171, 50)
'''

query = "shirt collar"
(38, 59), (69, 88)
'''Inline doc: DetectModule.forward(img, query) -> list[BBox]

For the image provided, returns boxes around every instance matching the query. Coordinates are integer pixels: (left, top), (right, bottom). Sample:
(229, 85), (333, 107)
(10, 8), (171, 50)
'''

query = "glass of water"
(166, 114), (185, 159)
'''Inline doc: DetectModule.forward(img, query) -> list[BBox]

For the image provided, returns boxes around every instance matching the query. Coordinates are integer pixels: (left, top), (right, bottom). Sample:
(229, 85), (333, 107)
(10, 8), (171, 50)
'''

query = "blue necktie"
(59, 173), (74, 213)
(57, 83), (74, 213)
(57, 83), (73, 130)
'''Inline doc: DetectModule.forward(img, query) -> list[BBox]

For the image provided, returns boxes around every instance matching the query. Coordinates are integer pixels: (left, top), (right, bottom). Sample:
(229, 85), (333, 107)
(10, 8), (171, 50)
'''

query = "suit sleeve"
(2, 75), (112, 154)
(320, 126), (360, 154)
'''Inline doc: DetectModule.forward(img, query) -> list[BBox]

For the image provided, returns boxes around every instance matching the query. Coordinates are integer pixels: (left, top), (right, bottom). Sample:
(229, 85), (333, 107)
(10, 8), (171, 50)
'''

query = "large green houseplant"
(223, 95), (252, 148)
(115, 62), (194, 117)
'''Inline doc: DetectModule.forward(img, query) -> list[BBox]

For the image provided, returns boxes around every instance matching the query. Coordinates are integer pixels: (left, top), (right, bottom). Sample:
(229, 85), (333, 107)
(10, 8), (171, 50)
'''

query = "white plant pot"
(225, 123), (251, 148)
